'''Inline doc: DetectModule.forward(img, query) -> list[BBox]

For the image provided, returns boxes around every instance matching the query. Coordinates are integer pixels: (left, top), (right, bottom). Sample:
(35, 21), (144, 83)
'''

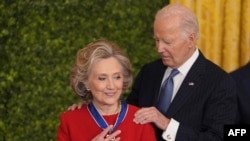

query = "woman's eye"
(114, 75), (121, 80)
(98, 77), (106, 81)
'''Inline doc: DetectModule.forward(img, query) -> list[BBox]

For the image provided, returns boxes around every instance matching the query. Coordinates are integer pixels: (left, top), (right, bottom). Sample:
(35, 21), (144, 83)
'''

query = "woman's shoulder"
(128, 104), (140, 110)
(127, 104), (140, 114)
(60, 104), (88, 118)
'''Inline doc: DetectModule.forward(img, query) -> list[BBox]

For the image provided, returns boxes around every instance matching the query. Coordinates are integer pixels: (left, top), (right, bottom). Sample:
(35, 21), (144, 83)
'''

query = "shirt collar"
(177, 48), (199, 76)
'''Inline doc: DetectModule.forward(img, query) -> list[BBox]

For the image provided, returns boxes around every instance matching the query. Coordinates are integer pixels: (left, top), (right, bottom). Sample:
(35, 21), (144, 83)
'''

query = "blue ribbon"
(87, 101), (128, 134)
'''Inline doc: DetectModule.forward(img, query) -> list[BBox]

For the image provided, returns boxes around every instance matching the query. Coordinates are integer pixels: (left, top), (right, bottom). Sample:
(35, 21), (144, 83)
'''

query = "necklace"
(95, 101), (120, 115)
(113, 101), (120, 114)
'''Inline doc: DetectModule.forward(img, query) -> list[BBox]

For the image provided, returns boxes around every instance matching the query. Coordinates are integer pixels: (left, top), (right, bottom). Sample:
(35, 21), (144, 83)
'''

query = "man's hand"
(67, 102), (84, 111)
(133, 106), (170, 130)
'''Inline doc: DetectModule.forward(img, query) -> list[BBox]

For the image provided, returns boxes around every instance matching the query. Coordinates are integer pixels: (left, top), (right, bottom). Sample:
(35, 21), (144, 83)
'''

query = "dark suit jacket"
(126, 52), (238, 141)
(230, 61), (250, 124)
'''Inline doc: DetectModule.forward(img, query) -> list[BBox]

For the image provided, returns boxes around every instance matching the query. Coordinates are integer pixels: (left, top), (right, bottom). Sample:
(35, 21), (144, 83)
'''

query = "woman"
(57, 39), (156, 141)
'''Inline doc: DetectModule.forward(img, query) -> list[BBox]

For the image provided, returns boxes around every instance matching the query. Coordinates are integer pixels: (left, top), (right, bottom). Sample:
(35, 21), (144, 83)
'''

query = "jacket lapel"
(153, 60), (168, 106)
(167, 53), (207, 116)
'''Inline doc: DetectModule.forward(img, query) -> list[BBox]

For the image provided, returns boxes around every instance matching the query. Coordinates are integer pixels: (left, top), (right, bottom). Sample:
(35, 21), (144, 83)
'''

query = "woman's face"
(88, 57), (124, 106)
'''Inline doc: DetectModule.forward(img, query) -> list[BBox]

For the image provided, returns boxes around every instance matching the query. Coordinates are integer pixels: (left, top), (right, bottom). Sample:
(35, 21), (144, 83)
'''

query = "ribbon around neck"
(87, 101), (128, 134)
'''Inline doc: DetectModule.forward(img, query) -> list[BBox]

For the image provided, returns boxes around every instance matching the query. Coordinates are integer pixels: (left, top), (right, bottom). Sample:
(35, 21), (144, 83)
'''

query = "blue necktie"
(157, 69), (179, 113)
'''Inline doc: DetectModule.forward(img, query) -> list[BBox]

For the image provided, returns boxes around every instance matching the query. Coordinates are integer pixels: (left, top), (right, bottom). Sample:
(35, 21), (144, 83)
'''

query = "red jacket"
(57, 104), (156, 141)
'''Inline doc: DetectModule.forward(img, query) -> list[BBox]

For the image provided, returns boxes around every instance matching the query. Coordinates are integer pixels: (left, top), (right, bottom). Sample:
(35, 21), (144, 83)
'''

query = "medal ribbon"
(87, 101), (128, 134)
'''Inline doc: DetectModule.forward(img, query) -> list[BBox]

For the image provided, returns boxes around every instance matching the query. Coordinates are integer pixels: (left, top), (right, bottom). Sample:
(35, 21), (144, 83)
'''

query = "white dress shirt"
(162, 48), (199, 141)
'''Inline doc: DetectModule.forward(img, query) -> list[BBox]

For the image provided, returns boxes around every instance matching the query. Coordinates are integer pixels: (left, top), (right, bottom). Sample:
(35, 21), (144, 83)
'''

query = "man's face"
(153, 18), (195, 68)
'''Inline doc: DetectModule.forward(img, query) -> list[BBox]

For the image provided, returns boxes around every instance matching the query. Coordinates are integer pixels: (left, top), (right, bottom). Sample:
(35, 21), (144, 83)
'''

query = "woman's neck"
(93, 101), (120, 115)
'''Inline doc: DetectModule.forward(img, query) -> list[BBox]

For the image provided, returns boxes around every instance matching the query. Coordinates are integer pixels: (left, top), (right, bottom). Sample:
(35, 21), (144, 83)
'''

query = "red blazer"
(57, 103), (156, 141)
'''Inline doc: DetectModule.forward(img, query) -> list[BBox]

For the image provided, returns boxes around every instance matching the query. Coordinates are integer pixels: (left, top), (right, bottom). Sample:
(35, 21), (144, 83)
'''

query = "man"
(68, 4), (238, 141)
(126, 4), (238, 141)
(230, 61), (250, 124)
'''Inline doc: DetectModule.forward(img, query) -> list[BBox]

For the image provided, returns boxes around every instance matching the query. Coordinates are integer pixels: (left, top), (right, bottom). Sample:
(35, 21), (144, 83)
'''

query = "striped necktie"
(157, 69), (179, 113)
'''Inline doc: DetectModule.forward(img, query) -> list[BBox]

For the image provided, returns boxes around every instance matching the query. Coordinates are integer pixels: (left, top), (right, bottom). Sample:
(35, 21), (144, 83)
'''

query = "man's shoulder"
(193, 54), (226, 74)
(142, 59), (164, 68)
(230, 62), (250, 76)
(230, 64), (250, 84)
(60, 104), (88, 119)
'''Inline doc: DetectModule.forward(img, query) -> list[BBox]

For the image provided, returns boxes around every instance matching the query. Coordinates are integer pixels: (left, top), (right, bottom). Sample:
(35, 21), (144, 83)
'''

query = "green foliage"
(0, 0), (168, 141)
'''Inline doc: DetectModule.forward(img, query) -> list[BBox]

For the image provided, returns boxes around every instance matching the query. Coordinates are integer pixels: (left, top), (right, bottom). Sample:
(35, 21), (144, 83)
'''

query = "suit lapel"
(167, 53), (207, 116)
(153, 60), (168, 106)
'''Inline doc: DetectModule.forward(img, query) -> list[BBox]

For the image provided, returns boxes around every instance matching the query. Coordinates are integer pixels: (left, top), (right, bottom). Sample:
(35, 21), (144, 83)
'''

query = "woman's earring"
(86, 88), (90, 91)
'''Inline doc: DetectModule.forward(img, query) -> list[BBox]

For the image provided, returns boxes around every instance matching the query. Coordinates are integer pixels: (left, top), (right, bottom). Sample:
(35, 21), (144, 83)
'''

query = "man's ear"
(188, 32), (196, 48)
